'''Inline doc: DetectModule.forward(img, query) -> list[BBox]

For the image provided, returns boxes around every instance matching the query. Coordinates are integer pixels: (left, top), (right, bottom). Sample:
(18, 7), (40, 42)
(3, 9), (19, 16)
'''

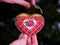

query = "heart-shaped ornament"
(15, 13), (45, 36)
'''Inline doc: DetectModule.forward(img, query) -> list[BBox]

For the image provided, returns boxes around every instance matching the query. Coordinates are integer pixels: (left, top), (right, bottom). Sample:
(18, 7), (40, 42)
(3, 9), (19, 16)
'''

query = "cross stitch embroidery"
(23, 19), (36, 29)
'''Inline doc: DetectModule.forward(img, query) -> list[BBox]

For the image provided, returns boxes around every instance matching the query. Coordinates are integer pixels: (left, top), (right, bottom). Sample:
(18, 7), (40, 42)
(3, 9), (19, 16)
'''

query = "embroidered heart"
(23, 19), (36, 29)
(15, 13), (45, 36)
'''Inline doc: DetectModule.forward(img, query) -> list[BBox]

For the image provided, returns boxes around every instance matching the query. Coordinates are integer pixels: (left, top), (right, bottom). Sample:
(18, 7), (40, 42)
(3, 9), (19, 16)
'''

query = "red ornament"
(15, 13), (45, 36)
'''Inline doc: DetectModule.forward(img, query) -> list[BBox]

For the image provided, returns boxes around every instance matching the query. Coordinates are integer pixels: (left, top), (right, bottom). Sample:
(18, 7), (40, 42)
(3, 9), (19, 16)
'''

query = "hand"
(9, 33), (38, 45)
(1, 0), (35, 8)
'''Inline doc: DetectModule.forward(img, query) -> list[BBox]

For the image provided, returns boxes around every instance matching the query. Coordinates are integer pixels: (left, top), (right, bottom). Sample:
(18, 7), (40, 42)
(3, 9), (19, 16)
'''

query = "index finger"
(31, 34), (38, 45)
(31, 0), (35, 5)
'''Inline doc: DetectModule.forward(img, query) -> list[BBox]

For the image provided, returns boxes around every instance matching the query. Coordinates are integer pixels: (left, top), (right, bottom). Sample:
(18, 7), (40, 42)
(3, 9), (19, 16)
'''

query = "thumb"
(20, 34), (28, 45)
(12, 0), (30, 8)
(9, 34), (28, 45)
(21, 34), (28, 40)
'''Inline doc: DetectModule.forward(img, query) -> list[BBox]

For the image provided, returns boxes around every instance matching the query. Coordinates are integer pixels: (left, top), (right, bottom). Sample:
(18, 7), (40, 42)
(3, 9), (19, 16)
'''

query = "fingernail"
(23, 34), (28, 39)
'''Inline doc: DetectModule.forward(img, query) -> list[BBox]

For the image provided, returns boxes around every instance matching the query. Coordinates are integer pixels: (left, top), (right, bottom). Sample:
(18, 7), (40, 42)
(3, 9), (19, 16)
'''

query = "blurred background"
(0, 0), (60, 45)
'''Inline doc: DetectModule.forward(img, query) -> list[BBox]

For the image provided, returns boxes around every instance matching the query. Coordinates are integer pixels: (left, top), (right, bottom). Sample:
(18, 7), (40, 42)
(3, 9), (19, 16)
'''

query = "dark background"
(0, 0), (60, 45)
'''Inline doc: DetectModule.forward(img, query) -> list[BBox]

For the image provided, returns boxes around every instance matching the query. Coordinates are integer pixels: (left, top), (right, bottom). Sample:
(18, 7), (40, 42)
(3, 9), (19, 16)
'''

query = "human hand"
(9, 34), (28, 45)
(1, 0), (35, 8)
(26, 34), (38, 45)
(9, 33), (38, 45)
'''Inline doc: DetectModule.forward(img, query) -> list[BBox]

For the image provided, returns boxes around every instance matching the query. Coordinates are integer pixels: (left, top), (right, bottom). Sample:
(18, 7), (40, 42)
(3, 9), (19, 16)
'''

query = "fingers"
(19, 1), (30, 8)
(31, 34), (38, 45)
(18, 34), (28, 45)
(2, 0), (35, 8)
(12, 0), (30, 8)
(12, 0), (35, 8)
(18, 33), (24, 39)
(9, 34), (28, 45)
(18, 33), (28, 45)
(21, 34), (28, 40)
(18, 33), (31, 45)
(27, 37), (31, 45)
(31, 0), (35, 5)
